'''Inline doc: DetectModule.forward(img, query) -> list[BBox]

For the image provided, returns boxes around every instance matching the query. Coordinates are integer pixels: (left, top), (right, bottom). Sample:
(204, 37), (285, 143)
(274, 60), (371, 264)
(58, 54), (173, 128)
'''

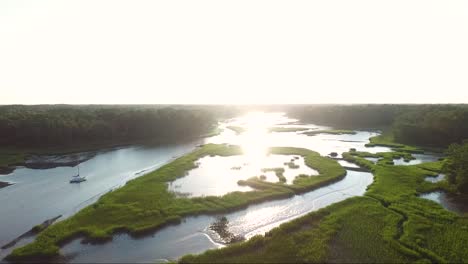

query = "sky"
(0, 0), (467, 104)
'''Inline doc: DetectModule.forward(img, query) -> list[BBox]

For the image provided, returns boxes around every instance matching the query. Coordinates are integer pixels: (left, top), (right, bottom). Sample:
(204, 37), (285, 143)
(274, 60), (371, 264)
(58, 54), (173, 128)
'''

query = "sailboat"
(70, 164), (86, 183)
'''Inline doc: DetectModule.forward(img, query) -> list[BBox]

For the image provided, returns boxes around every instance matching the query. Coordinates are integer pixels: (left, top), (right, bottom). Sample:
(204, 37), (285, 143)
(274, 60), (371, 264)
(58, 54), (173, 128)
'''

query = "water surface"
(419, 191), (468, 214)
(393, 153), (441, 166)
(169, 154), (317, 197)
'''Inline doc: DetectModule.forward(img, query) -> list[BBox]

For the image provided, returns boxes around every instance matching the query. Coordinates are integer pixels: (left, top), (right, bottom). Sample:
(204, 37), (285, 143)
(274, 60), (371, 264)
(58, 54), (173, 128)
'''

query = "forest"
(443, 140), (468, 193)
(0, 105), (229, 148)
(287, 104), (468, 147)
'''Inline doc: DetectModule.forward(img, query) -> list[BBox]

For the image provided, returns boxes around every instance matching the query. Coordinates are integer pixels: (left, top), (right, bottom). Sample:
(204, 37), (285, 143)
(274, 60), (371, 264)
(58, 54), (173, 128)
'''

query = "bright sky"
(0, 0), (467, 104)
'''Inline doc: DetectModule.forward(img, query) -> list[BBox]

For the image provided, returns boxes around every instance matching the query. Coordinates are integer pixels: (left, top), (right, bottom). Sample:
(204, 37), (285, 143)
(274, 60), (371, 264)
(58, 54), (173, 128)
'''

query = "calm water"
(2, 112), (434, 262)
(364, 157), (380, 164)
(169, 155), (318, 197)
(424, 174), (445, 183)
(338, 160), (359, 168)
(419, 191), (468, 214)
(393, 153), (441, 165)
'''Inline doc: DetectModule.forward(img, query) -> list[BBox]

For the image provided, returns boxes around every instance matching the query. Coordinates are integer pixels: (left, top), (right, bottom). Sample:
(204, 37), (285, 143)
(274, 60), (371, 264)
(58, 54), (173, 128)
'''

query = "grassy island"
(302, 130), (357, 136)
(268, 127), (310, 133)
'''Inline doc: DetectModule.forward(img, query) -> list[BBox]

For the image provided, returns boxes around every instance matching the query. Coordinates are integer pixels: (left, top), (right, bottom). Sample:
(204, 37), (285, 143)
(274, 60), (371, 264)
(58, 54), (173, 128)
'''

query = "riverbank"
(0, 181), (12, 189)
(0, 127), (221, 175)
(365, 131), (445, 154)
(6, 144), (345, 262)
(180, 146), (468, 263)
(1, 215), (62, 250)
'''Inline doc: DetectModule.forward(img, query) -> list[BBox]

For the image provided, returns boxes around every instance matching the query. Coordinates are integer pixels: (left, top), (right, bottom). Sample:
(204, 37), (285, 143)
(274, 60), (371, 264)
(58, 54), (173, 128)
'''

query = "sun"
(239, 112), (270, 163)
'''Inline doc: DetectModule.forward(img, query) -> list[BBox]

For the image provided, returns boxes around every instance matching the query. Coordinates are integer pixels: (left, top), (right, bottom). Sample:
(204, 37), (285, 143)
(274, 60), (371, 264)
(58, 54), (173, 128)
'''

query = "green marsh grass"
(268, 127), (310, 133)
(302, 130), (356, 136)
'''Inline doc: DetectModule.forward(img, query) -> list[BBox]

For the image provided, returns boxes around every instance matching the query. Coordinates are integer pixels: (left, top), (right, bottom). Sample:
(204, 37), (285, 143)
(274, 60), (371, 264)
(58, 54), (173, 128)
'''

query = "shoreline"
(0, 181), (12, 189)
(0, 134), (210, 175)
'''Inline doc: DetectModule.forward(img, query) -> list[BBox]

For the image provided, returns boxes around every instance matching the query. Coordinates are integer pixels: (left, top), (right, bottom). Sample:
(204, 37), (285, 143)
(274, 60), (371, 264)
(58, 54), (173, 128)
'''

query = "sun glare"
(240, 112), (272, 163)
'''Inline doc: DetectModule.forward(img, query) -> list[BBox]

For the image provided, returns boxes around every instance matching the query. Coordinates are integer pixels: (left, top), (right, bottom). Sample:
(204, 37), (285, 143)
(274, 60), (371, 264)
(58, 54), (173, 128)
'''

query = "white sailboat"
(70, 164), (86, 183)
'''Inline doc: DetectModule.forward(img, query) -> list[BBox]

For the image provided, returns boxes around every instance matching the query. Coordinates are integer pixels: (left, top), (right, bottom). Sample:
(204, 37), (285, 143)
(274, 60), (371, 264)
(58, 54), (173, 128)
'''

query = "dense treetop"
(443, 140), (468, 193)
(287, 104), (468, 147)
(0, 105), (231, 147)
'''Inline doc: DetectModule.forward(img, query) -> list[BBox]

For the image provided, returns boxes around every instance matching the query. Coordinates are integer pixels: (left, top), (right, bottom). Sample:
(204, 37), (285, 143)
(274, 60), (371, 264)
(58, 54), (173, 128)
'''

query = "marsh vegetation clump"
(262, 168), (286, 182)
(268, 127), (310, 133)
(209, 216), (245, 244)
(283, 161), (299, 169)
(302, 130), (357, 136)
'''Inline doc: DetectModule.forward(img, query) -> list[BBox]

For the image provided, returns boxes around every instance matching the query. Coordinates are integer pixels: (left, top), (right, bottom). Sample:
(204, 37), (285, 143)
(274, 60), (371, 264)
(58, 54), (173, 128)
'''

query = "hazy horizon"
(1, 0), (467, 104)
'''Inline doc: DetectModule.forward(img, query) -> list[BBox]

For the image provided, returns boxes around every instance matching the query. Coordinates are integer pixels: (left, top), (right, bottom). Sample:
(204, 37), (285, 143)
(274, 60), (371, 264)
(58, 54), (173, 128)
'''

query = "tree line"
(287, 104), (468, 147)
(0, 105), (225, 148)
(443, 140), (468, 193)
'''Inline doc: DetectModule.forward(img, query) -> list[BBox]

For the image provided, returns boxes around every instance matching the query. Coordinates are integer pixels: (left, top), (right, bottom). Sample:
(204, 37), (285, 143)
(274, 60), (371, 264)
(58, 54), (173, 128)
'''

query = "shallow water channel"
(1, 112), (401, 262)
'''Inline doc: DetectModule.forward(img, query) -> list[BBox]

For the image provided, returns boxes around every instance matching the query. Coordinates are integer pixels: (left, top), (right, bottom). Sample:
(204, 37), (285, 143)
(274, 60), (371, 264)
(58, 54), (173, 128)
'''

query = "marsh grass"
(261, 168), (286, 182)
(268, 127), (310, 133)
(0, 152), (26, 173)
(302, 130), (356, 136)
(365, 132), (425, 153)
(284, 161), (300, 169)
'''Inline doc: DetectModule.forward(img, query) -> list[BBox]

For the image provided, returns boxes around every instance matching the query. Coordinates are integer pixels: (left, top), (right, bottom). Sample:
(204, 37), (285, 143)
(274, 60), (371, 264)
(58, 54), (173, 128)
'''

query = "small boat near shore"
(70, 165), (86, 183)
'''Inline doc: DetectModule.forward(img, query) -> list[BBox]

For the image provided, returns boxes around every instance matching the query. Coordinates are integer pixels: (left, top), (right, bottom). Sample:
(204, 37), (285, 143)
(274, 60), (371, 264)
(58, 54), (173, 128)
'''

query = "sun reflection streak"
(239, 112), (271, 163)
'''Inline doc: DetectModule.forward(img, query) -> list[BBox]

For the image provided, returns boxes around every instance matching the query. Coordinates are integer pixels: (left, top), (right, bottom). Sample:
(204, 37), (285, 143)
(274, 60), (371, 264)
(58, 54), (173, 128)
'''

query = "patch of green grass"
(8, 144), (345, 261)
(268, 127), (310, 133)
(344, 150), (420, 168)
(0, 151), (27, 170)
(302, 129), (357, 136)
(202, 126), (224, 137)
(226, 126), (246, 134)
(365, 132), (425, 153)
(284, 161), (300, 169)
(261, 168), (286, 182)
